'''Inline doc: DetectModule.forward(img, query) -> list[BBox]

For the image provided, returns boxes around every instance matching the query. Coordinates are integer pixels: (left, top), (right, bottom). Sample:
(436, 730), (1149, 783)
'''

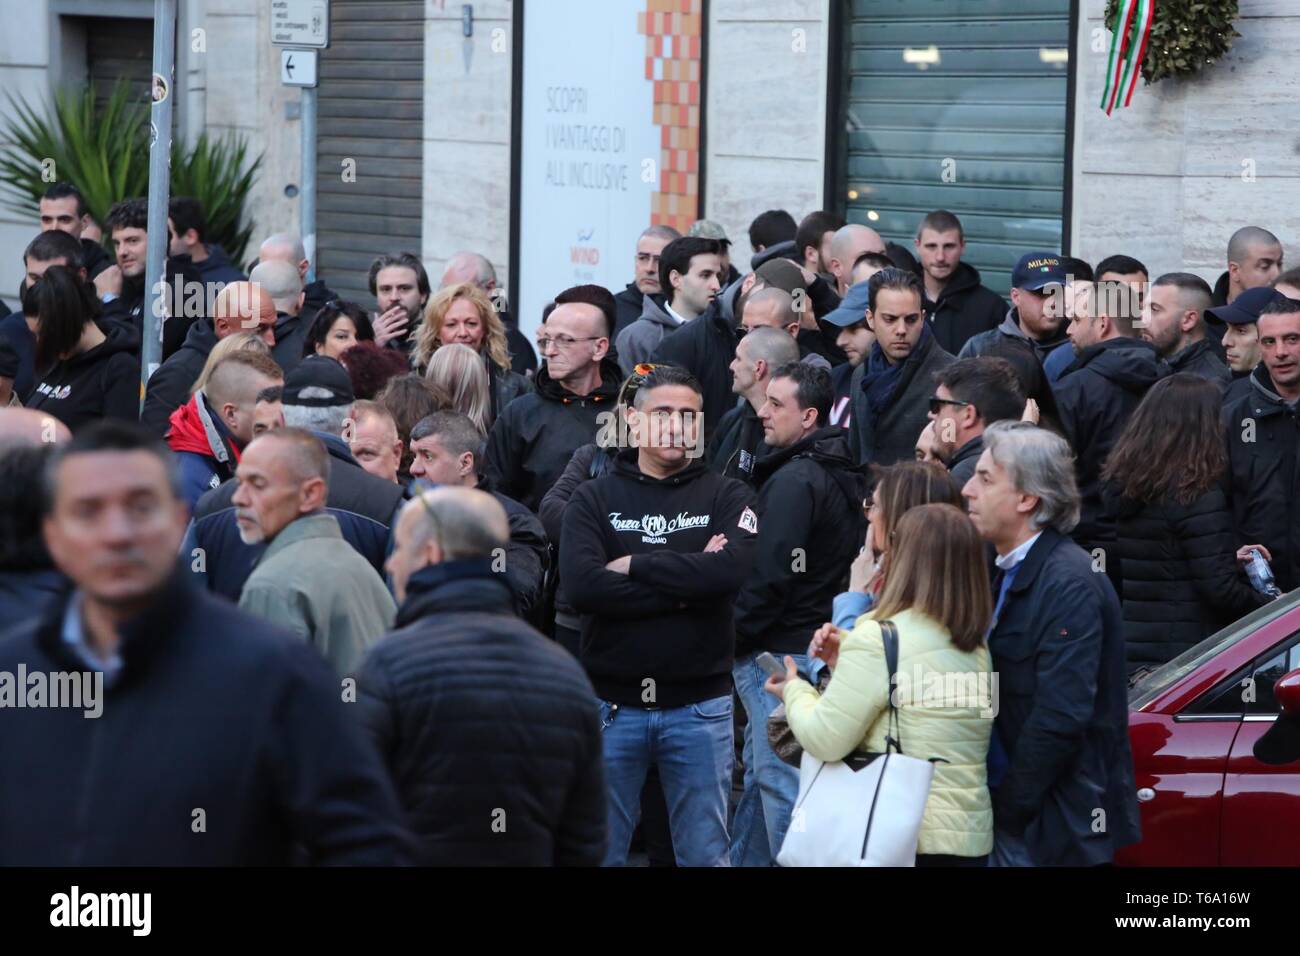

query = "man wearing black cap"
(1210, 286), (1285, 404)
(185, 355), (405, 601)
(959, 252), (1071, 363)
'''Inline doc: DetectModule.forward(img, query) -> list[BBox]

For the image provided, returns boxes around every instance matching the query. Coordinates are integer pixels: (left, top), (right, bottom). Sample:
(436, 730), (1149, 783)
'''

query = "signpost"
(141, 0), (177, 409)
(273, 2), (329, 282)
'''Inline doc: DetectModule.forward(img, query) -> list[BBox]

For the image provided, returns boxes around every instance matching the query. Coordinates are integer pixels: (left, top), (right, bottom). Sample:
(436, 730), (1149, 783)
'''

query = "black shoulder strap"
(879, 620), (902, 754)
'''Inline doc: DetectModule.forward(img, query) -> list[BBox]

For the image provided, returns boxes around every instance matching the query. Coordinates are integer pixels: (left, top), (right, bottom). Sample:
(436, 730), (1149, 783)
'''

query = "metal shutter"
(85, 17), (153, 110)
(316, 0), (425, 306)
(839, 0), (1071, 294)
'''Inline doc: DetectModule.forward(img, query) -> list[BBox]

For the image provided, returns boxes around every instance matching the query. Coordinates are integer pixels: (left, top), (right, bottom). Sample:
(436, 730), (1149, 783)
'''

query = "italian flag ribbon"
(1101, 0), (1157, 114)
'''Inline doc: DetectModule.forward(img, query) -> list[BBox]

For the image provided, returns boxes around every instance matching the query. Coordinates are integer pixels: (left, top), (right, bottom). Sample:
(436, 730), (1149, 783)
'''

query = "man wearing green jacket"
(234, 427), (396, 675)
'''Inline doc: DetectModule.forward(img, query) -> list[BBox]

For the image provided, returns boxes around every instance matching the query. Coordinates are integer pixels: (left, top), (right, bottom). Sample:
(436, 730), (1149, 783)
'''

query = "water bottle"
(1246, 549), (1284, 598)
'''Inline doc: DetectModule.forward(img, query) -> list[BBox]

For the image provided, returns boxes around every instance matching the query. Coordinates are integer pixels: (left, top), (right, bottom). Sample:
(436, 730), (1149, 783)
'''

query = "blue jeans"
(598, 695), (734, 867)
(989, 826), (1036, 866)
(730, 652), (809, 866)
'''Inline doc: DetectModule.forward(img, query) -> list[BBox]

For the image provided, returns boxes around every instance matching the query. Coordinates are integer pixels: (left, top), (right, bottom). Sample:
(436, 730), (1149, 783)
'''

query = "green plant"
(1105, 0), (1240, 85)
(0, 78), (263, 263)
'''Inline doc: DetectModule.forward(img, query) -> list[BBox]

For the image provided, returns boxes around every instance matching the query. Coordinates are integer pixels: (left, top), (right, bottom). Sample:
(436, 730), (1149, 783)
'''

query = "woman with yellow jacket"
(766, 503), (995, 865)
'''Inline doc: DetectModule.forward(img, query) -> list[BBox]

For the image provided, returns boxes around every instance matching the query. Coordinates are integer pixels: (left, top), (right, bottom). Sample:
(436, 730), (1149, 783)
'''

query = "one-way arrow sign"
(280, 49), (318, 88)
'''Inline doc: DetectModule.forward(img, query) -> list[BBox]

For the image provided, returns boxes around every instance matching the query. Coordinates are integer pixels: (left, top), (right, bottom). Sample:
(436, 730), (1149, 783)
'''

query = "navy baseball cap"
(283, 355), (355, 407)
(1011, 252), (1071, 292)
(1207, 286), (1286, 326)
(823, 279), (871, 328)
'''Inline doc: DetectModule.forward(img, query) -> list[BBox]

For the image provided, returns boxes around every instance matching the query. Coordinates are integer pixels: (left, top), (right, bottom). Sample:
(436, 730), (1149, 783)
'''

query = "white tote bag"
(776, 622), (935, 867)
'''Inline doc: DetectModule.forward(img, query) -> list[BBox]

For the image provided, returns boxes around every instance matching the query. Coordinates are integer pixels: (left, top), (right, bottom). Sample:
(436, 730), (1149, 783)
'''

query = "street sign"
(280, 48), (318, 87)
(271, 0), (329, 48)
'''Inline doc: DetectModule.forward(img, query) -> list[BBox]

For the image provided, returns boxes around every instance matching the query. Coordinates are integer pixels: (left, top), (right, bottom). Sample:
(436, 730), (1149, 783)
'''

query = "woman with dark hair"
(767, 503), (995, 865)
(302, 300), (375, 360)
(25, 265), (140, 432)
(1103, 373), (1270, 673)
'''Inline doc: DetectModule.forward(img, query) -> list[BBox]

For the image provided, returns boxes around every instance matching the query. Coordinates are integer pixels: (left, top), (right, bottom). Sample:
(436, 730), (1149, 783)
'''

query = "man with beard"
(37, 182), (112, 280)
(368, 252), (430, 355)
(1139, 272), (1229, 388)
(234, 427), (395, 675)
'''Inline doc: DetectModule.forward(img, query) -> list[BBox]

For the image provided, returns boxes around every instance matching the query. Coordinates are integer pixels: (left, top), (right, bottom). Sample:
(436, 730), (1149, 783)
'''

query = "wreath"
(1104, 0), (1239, 86)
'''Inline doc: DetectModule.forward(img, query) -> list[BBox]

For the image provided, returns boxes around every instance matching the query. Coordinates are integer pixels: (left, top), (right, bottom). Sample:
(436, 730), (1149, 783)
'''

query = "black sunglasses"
(928, 396), (972, 414)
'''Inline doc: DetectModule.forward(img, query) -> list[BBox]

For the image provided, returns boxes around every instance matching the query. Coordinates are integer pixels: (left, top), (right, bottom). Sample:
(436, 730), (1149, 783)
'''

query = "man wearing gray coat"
(234, 427), (396, 675)
(848, 268), (955, 466)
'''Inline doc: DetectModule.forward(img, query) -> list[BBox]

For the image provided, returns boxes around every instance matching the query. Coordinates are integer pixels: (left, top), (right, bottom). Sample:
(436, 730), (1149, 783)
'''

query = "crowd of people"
(0, 180), (1296, 868)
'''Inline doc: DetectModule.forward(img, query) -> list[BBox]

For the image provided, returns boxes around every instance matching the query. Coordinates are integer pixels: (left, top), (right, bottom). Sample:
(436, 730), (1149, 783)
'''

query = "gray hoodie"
(615, 294), (682, 376)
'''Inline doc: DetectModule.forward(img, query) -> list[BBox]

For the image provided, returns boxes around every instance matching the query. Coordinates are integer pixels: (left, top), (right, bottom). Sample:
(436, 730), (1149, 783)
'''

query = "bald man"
(355, 485), (606, 866)
(166, 349), (284, 509)
(141, 280), (278, 436)
(741, 288), (831, 371)
(1213, 225), (1285, 307)
(258, 232), (338, 359)
(250, 258), (307, 374)
(826, 224), (886, 296)
(235, 427), (395, 675)
(0, 407), (72, 448)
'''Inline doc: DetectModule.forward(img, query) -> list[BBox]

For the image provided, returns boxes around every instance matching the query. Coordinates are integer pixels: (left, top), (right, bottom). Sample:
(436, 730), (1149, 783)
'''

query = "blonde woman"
(412, 282), (529, 419)
(190, 331), (274, 396)
(425, 342), (493, 434)
(766, 503), (995, 866)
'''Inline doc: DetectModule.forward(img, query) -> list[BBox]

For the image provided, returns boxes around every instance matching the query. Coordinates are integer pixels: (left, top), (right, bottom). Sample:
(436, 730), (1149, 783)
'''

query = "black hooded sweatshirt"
(560, 450), (759, 708)
(1054, 336), (1171, 547)
(706, 398), (767, 485)
(923, 261), (1007, 356)
(484, 356), (622, 512)
(734, 427), (864, 656)
(27, 321), (141, 432)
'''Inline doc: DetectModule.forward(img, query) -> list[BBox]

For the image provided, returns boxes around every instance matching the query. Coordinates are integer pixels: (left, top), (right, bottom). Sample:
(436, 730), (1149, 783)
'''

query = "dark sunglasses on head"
(928, 396), (972, 414)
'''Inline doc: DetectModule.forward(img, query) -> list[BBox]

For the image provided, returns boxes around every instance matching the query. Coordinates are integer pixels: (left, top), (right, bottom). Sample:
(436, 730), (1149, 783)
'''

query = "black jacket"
(706, 398), (767, 485)
(1054, 337), (1170, 547)
(848, 332), (955, 466)
(0, 568), (69, 628)
(1224, 364), (1300, 592)
(26, 321), (141, 433)
(538, 441), (614, 628)
(484, 358), (621, 512)
(354, 560), (605, 866)
(488, 359), (532, 422)
(1168, 338), (1231, 390)
(0, 572), (409, 865)
(560, 451), (758, 708)
(140, 317), (218, 437)
(0, 311), (37, 402)
(271, 310), (308, 376)
(613, 283), (651, 343)
(102, 258), (206, 361)
(947, 434), (984, 488)
(924, 262), (1007, 356)
(651, 300), (738, 438)
(988, 529), (1141, 865)
(483, 481), (549, 626)
(80, 237), (113, 280)
(186, 432), (404, 601)
(1107, 484), (1269, 670)
(959, 309), (1068, 364)
(734, 428), (863, 656)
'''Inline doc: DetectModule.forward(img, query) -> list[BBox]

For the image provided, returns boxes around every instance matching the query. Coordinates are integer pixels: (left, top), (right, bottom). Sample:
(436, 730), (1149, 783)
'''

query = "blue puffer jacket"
(184, 431), (403, 601)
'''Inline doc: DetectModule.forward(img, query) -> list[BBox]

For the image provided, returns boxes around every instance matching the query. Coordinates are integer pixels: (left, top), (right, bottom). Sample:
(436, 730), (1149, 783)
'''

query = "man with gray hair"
(961, 421), (1140, 867)
(439, 250), (537, 377)
(710, 326), (799, 484)
(234, 427), (396, 674)
(355, 486), (606, 865)
(250, 258), (307, 375)
(185, 356), (406, 601)
(614, 224), (682, 341)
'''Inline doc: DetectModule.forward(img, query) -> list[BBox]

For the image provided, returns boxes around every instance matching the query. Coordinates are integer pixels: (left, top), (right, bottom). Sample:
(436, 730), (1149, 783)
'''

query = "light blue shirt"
(61, 592), (124, 688)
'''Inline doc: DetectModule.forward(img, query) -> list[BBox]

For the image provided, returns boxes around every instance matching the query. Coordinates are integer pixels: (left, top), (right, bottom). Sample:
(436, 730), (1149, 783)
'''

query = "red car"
(1120, 593), (1300, 865)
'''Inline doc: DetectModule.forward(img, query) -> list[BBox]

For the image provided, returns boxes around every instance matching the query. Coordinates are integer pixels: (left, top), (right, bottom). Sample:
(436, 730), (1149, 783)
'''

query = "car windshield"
(1129, 588), (1300, 709)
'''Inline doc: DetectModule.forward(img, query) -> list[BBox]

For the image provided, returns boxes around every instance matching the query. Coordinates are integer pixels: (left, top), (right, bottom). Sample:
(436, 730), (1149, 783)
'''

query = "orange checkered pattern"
(638, 0), (703, 234)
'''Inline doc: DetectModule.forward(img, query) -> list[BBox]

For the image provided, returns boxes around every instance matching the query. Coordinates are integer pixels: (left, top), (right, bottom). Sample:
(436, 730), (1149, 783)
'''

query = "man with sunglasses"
(485, 296), (622, 512)
(927, 357), (1027, 486)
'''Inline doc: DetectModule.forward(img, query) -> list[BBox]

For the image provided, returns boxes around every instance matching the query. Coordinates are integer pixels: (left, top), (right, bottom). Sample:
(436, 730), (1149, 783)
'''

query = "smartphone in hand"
(756, 652), (785, 679)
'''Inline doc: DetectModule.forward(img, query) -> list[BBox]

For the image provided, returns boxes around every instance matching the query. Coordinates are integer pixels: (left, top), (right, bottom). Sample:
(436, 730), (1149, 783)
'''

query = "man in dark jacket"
(618, 236), (722, 374)
(1210, 286), (1284, 404)
(651, 296), (741, 440)
(0, 421), (70, 626)
(38, 182), (112, 280)
(185, 357), (404, 600)
(963, 421), (1141, 866)
(1224, 300), (1300, 592)
(561, 366), (758, 866)
(408, 410), (548, 625)
(731, 363), (862, 866)
(0, 421), (409, 865)
(256, 232), (337, 366)
(485, 301), (620, 511)
(140, 281), (278, 436)
(848, 268), (956, 466)
(708, 326), (799, 484)
(1209, 225), (1283, 309)
(357, 486), (605, 865)
(613, 225), (680, 342)
(168, 196), (247, 284)
(960, 252), (1071, 363)
(928, 357), (1026, 487)
(914, 210), (1006, 355)
(1141, 272), (1230, 389)
(6, 230), (92, 401)
(1056, 279), (1171, 554)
